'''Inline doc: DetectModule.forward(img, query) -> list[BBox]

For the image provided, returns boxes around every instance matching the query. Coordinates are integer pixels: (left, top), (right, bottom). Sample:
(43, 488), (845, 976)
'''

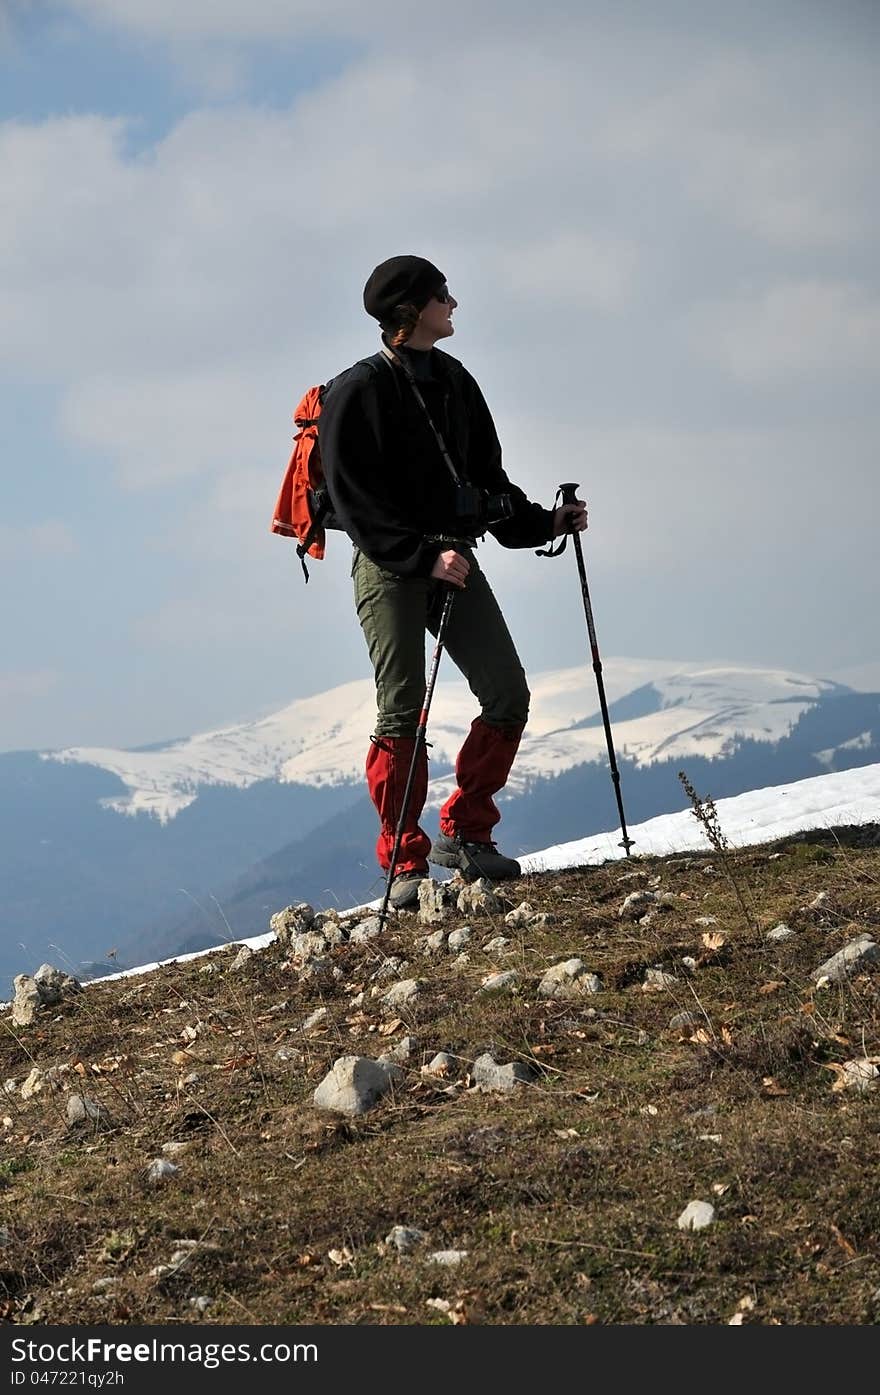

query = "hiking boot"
(429, 833), (521, 881)
(387, 869), (428, 910)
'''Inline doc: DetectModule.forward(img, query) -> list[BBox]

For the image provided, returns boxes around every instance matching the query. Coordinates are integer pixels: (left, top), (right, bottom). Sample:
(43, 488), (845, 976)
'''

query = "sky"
(93, 759), (880, 982)
(1, 0), (878, 753)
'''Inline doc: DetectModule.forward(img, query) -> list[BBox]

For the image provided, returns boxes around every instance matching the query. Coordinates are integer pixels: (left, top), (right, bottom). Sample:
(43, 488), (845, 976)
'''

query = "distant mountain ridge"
(44, 661), (847, 820)
(1, 660), (877, 992)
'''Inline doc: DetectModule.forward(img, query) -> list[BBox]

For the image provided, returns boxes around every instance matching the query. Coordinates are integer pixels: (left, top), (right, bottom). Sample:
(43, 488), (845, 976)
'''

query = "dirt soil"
(2, 827), (879, 1326)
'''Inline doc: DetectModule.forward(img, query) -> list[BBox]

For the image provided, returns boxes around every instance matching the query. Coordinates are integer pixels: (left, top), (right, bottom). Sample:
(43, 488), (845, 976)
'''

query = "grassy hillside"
(2, 823), (879, 1326)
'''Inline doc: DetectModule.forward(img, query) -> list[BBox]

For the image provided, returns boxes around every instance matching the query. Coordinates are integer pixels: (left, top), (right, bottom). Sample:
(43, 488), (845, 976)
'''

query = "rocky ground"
(1, 826), (879, 1326)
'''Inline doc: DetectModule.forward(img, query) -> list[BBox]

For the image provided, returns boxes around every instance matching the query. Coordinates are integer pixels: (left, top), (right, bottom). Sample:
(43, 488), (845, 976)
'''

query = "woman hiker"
(319, 255), (587, 909)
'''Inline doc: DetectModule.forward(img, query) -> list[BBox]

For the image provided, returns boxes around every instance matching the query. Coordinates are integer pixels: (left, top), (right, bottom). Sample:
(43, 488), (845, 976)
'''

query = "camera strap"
(381, 345), (463, 486)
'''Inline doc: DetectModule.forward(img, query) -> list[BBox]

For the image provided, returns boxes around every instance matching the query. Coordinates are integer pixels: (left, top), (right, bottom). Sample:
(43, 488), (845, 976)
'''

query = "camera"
(455, 483), (514, 534)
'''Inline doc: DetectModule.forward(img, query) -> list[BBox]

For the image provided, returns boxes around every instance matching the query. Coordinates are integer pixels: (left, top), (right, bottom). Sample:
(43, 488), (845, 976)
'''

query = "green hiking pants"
(352, 546), (530, 738)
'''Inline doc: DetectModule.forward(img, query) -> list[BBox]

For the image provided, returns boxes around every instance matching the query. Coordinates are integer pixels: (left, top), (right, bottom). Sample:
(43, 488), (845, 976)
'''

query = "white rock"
(385, 1225), (429, 1254)
(677, 1200), (716, 1231)
(422, 1052), (457, 1078)
(371, 956), (405, 983)
(145, 1158), (179, 1184)
(66, 1094), (110, 1129)
(457, 879), (504, 916)
(838, 1059), (880, 1093)
(504, 902), (536, 928)
(482, 935), (512, 954)
(228, 945), (254, 971)
(668, 1011), (699, 1032)
(766, 923), (795, 943)
(313, 1055), (402, 1116)
(619, 891), (658, 920)
(812, 936), (879, 986)
(21, 1067), (45, 1100)
(642, 969), (679, 991)
(447, 927), (472, 952)
(350, 916), (384, 943)
(270, 903), (316, 939)
(382, 978), (421, 1009)
(417, 880), (458, 925)
(477, 970), (518, 995)
(429, 1249), (468, 1266)
(290, 930), (330, 962)
(314, 909), (340, 929)
(302, 1007), (328, 1032)
(34, 964), (80, 1002)
(378, 1035), (419, 1065)
(537, 959), (602, 999)
(471, 1052), (535, 1092)
(11, 975), (41, 1027)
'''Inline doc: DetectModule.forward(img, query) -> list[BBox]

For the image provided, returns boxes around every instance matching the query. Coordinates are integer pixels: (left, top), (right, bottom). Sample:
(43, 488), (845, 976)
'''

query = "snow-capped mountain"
(2, 658), (877, 993)
(46, 661), (846, 821)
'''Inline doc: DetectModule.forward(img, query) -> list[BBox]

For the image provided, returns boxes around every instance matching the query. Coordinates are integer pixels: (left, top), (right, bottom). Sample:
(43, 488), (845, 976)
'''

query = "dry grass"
(2, 828), (879, 1326)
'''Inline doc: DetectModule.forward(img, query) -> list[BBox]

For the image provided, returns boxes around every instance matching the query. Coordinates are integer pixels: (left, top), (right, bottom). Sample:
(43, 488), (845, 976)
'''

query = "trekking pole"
(377, 584), (457, 931)
(539, 483), (634, 855)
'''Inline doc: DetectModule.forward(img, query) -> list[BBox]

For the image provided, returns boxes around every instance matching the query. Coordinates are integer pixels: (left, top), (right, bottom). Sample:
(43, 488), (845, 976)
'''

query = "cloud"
(60, 0), (596, 44)
(495, 233), (635, 310)
(3, 48), (650, 491)
(0, 521), (79, 560)
(597, 54), (873, 250)
(692, 280), (880, 386)
(491, 415), (877, 576)
(2, 5), (879, 751)
(60, 366), (291, 490)
(64, 0), (397, 41)
(2, 28), (872, 410)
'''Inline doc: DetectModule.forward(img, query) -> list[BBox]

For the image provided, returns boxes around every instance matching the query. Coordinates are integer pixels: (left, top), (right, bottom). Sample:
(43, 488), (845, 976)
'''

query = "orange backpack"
(270, 383), (333, 582)
(271, 355), (397, 582)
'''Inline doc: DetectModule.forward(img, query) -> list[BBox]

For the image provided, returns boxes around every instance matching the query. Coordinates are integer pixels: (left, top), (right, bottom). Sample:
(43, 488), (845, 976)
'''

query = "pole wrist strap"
(536, 487), (568, 558)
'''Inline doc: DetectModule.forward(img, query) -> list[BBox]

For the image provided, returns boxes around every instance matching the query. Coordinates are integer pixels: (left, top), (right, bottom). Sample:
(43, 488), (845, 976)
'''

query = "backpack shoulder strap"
(357, 351), (404, 403)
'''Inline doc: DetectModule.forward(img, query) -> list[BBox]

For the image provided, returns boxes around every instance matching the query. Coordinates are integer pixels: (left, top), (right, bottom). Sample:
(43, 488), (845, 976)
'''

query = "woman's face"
(417, 285), (458, 341)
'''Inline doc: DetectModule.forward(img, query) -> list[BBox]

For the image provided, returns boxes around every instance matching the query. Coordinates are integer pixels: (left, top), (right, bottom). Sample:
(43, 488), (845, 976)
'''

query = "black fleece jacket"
(318, 345), (555, 577)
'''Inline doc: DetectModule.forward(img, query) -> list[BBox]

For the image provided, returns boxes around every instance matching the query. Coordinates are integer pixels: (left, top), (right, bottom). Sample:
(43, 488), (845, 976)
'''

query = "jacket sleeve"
(319, 369), (442, 578)
(461, 371), (555, 549)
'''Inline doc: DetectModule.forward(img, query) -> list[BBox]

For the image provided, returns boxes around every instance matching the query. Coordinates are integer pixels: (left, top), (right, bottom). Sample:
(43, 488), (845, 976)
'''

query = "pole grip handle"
(559, 482), (580, 506)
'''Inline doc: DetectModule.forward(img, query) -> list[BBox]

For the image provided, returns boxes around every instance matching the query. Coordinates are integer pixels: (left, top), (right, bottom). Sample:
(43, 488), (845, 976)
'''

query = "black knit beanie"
(363, 255), (446, 327)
